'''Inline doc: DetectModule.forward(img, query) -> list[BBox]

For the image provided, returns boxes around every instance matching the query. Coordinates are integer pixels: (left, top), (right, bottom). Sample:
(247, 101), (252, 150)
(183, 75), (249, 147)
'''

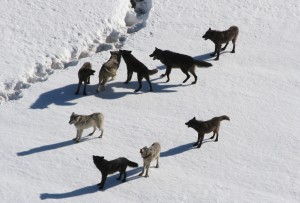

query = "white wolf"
(69, 112), (104, 143)
(139, 142), (161, 177)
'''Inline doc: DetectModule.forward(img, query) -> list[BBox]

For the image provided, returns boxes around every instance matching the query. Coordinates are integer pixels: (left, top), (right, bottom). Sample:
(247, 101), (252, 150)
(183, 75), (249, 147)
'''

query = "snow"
(0, 0), (300, 202)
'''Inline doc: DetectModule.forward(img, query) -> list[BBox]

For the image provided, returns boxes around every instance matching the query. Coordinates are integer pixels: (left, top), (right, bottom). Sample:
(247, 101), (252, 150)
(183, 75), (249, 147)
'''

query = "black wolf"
(120, 50), (158, 92)
(75, 62), (95, 95)
(149, 48), (212, 84)
(202, 26), (239, 60)
(93, 155), (138, 189)
(185, 115), (230, 148)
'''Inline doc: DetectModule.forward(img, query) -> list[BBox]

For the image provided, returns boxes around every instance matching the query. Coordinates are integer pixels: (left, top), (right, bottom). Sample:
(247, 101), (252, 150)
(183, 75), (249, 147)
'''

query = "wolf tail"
(194, 60), (212, 68)
(148, 69), (158, 75)
(127, 160), (138, 168)
(220, 115), (230, 121)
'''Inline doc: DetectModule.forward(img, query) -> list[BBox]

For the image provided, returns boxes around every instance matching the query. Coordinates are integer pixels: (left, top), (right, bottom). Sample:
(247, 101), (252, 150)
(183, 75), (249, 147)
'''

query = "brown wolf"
(75, 62), (96, 95)
(93, 155), (138, 189)
(120, 50), (158, 92)
(97, 51), (122, 92)
(149, 48), (212, 84)
(202, 26), (239, 60)
(185, 115), (230, 148)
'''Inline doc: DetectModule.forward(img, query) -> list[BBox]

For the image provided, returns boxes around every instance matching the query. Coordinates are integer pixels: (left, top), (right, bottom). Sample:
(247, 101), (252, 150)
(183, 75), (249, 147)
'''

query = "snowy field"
(0, 0), (299, 202)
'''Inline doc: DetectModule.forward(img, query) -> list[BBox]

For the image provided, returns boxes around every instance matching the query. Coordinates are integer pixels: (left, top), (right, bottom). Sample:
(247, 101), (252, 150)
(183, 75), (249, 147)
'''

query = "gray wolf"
(119, 50), (158, 92)
(149, 48), (212, 84)
(139, 142), (161, 177)
(93, 155), (138, 189)
(97, 51), (122, 92)
(202, 26), (239, 60)
(185, 115), (230, 148)
(69, 112), (104, 143)
(75, 62), (96, 95)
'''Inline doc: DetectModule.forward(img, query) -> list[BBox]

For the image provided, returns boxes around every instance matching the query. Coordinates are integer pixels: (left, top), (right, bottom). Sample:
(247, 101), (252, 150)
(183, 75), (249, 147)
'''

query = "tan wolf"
(185, 115), (230, 148)
(75, 62), (96, 95)
(120, 50), (158, 92)
(97, 51), (122, 92)
(69, 112), (104, 143)
(202, 26), (239, 60)
(149, 48), (212, 84)
(139, 142), (161, 177)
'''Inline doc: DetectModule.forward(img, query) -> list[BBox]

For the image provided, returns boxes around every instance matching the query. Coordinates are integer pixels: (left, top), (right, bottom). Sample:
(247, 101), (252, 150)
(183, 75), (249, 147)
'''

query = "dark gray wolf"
(97, 51), (122, 92)
(75, 62), (96, 95)
(185, 115), (230, 148)
(119, 50), (158, 92)
(202, 26), (239, 60)
(139, 142), (161, 177)
(69, 112), (104, 143)
(93, 155), (138, 189)
(149, 48), (212, 84)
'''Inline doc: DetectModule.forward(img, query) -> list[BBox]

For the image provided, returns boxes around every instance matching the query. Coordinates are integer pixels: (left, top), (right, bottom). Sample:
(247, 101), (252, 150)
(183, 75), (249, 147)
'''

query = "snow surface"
(0, 0), (300, 202)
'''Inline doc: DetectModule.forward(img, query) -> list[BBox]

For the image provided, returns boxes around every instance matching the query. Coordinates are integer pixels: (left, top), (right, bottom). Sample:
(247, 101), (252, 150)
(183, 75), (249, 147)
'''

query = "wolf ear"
(129, 50), (132, 53)
(72, 112), (75, 115)
(193, 117), (196, 120)
(209, 28), (211, 31)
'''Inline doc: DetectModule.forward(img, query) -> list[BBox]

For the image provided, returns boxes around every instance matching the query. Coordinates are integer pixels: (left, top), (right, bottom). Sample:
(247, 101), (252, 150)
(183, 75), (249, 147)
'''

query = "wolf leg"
(222, 42), (229, 51)
(99, 174), (107, 189)
(139, 165), (145, 176)
(231, 41), (236, 53)
(117, 172), (122, 180)
(83, 82), (87, 95)
(189, 67), (197, 84)
(122, 171), (127, 182)
(145, 75), (153, 92)
(215, 132), (219, 142)
(125, 71), (133, 84)
(182, 69), (190, 83)
(210, 44), (217, 56)
(145, 164), (150, 177)
(99, 129), (103, 138)
(197, 134), (204, 148)
(165, 67), (172, 83)
(88, 126), (96, 136)
(75, 81), (82, 95)
(76, 130), (83, 143)
(193, 133), (201, 146)
(156, 156), (159, 168)
(215, 45), (221, 60)
(210, 132), (216, 139)
(135, 74), (143, 92)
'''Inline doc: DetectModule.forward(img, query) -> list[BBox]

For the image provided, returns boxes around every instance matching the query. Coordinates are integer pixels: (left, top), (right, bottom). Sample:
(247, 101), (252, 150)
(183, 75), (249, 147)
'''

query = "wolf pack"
(69, 25), (239, 189)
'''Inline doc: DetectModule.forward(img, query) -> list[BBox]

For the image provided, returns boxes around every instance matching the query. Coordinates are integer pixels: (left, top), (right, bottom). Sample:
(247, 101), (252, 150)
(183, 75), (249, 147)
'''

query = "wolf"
(139, 142), (161, 177)
(93, 155), (138, 189)
(202, 26), (239, 60)
(97, 51), (122, 92)
(149, 48), (212, 84)
(75, 62), (96, 95)
(119, 50), (158, 92)
(69, 112), (104, 143)
(185, 115), (230, 148)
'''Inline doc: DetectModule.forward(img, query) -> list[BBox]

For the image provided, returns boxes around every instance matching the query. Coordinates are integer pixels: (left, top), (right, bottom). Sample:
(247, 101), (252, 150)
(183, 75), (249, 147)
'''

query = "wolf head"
(202, 28), (213, 40)
(110, 51), (122, 62)
(140, 146), (149, 158)
(149, 47), (162, 60)
(93, 155), (105, 169)
(185, 117), (197, 128)
(81, 62), (92, 69)
(119, 49), (132, 57)
(69, 112), (81, 125)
